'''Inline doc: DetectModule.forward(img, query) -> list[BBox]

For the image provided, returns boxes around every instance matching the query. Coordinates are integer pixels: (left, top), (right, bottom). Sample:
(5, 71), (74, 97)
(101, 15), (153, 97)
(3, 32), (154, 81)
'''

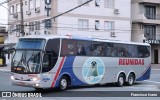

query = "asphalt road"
(0, 69), (160, 100)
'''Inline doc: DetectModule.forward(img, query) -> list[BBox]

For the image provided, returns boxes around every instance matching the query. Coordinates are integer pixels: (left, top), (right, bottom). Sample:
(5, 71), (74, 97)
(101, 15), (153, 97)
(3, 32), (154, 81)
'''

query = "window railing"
(143, 34), (160, 40)
(145, 14), (160, 20)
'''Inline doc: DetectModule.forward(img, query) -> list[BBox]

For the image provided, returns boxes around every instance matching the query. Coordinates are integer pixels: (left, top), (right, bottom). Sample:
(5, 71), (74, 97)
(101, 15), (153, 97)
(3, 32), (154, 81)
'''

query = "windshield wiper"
(27, 51), (35, 72)
(16, 51), (29, 72)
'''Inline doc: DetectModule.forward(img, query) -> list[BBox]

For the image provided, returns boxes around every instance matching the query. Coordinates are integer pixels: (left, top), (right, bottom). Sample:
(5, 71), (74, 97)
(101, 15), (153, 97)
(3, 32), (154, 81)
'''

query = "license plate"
(18, 82), (25, 86)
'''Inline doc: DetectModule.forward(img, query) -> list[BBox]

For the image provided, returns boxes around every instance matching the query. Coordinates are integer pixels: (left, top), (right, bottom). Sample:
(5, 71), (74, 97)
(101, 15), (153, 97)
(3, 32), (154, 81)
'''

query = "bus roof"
(20, 35), (150, 46)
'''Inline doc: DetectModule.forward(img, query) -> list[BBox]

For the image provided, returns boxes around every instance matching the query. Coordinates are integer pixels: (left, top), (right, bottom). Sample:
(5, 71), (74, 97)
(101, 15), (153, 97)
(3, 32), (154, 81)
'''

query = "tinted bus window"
(128, 45), (138, 57)
(45, 39), (60, 56)
(92, 41), (106, 56)
(105, 43), (115, 57)
(113, 43), (129, 57)
(61, 39), (77, 56)
(77, 40), (92, 56)
(137, 46), (150, 58)
(105, 43), (146, 58)
(42, 39), (60, 73)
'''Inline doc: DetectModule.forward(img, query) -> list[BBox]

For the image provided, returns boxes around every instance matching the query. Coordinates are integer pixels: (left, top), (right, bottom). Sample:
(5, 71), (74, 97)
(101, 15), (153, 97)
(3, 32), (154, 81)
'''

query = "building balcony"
(145, 14), (160, 20)
(132, 13), (160, 24)
(135, 0), (160, 4)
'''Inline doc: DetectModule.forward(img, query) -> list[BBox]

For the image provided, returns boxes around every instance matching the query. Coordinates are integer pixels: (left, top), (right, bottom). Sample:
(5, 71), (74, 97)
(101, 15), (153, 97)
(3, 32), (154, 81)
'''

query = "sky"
(0, 0), (8, 27)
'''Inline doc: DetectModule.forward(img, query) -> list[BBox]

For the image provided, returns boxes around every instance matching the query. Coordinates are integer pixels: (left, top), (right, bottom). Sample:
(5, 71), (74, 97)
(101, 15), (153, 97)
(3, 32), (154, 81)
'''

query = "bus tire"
(59, 76), (68, 91)
(117, 74), (125, 87)
(127, 74), (135, 86)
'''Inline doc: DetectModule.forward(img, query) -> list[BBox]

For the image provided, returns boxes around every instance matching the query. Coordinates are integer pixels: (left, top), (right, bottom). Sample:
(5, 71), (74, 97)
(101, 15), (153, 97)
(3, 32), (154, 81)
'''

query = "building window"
(95, 20), (100, 30)
(78, 0), (89, 6)
(35, 0), (40, 8)
(35, 21), (40, 30)
(45, 19), (52, 28)
(29, 22), (34, 31)
(16, 24), (21, 32)
(10, 5), (14, 14)
(144, 25), (156, 40)
(16, 4), (20, 13)
(104, 0), (114, 8)
(104, 21), (114, 31)
(145, 5), (156, 20)
(9, 25), (15, 32)
(95, 0), (100, 7)
(29, 0), (34, 10)
(78, 19), (89, 30)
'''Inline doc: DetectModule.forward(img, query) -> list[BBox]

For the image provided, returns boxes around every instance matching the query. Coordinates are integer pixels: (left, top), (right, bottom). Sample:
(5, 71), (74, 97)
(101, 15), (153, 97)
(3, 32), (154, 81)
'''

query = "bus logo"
(82, 57), (105, 84)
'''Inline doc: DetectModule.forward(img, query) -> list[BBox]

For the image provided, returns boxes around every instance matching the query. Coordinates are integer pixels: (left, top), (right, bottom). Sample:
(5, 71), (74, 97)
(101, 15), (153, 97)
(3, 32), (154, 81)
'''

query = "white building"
(7, 0), (131, 43)
(131, 0), (160, 64)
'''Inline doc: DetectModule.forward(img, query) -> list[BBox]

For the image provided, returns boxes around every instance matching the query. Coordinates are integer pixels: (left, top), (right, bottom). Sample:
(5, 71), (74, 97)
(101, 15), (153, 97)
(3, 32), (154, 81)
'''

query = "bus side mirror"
(42, 53), (53, 72)
(8, 48), (15, 54)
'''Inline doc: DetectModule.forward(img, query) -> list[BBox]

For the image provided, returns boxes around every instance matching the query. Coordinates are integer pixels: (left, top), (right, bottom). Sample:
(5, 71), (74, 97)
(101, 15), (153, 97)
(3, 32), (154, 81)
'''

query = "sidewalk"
(0, 64), (160, 73)
(0, 63), (11, 73)
(151, 64), (160, 69)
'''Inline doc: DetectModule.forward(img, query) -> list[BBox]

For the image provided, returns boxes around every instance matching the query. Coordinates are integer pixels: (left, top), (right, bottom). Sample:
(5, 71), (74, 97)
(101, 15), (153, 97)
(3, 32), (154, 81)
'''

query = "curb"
(0, 69), (11, 73)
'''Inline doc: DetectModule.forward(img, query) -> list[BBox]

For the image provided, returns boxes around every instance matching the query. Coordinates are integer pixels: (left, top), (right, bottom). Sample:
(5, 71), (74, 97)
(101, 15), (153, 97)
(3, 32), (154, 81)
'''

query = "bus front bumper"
(11, 79), (41, 88)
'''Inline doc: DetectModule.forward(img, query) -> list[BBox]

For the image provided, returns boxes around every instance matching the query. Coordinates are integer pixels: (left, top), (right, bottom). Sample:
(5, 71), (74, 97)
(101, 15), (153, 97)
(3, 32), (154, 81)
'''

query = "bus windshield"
(11, 39), (46, 74)
(11, 50), (42, 74)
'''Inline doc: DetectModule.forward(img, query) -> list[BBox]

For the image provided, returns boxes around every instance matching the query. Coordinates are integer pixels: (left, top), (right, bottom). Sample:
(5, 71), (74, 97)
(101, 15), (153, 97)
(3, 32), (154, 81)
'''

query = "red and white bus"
(11, 35), (151, 90)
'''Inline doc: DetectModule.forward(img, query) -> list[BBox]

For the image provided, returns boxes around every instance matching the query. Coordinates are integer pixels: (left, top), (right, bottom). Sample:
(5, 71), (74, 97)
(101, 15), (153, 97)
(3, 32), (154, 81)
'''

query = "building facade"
(0, 26), (7, 44)
(7, 0), (131, 43)
(131, 0), (160, 64)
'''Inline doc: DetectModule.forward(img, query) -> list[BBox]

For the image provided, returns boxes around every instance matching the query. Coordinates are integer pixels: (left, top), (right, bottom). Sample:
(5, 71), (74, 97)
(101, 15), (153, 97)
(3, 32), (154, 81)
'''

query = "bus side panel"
(53, 56), (151, 88)
(72, 57), (151, 85)
(136, 64), (151, 81)
(54, 56), (87, 88)
(40, 57), (66, 88)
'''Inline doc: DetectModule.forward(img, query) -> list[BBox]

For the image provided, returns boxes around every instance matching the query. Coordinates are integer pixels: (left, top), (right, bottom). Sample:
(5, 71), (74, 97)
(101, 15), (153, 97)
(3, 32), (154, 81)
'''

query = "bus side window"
(42, 53), (52, 72)
(61, 39), (77, 56)
(137, 46), (150, 58)
(105, 43), (114, 57)
(91, 42), (105, 56)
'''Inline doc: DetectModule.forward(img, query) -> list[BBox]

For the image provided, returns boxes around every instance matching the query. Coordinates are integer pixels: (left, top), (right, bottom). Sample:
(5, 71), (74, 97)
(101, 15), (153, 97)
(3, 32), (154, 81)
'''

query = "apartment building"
(7, 0), (131, 43)
(131, 0), (160, 64)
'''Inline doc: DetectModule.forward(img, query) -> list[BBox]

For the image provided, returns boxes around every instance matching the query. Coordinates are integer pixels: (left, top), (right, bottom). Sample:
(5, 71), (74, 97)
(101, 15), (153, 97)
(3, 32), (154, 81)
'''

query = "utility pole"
(20, 0), (24, 36)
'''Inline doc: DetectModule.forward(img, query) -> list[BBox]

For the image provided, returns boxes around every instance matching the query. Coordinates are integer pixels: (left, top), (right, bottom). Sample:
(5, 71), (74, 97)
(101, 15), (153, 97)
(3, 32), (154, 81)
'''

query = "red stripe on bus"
(51, 57), (65, 87)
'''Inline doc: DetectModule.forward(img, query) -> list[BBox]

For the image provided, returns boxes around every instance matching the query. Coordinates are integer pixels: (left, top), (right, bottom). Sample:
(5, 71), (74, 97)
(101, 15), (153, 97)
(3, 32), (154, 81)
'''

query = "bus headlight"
(35, 84), (39, 87)
(31, 77), (39, 81)
(11, 76), (15, 80)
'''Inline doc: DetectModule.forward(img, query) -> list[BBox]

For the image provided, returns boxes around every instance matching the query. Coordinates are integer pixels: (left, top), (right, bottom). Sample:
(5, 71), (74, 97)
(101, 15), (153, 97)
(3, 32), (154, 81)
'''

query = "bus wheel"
(59, 76), (68, 91)
(127, 74), (135, 86)
(117, 74), (125, 87)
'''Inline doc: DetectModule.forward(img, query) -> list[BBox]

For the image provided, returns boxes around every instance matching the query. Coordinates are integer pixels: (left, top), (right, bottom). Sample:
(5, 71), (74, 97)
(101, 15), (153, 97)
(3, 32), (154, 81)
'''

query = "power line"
(0, 0), (12, 6)
(6, 0), (94, 36)
(50, 0), (93, 20)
